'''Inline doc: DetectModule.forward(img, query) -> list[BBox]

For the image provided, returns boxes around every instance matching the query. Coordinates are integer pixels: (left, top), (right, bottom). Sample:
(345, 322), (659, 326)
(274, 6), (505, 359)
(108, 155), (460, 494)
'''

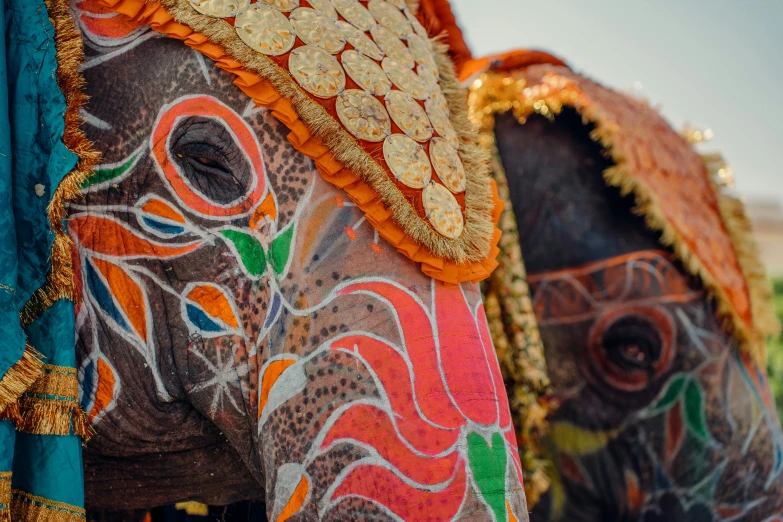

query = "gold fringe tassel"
(13, 365), (91, 438)
(11, 490), (85, 522)
(0, 472), (11, 522)
(147, 0), (495, 265)
(481, 147), (553, 506)
(0, 345), (43, 416)
(20, 0), (101, 328)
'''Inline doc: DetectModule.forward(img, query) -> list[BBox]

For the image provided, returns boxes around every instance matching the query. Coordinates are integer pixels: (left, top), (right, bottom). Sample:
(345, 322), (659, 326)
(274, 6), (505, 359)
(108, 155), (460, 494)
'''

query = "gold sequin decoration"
(385, 0), (406, 8)
(235, 4), (296, 56)
(188, 0), (249, 18)
(383, 134), (432, 189)
(370, 25), (414, 68)
(430, 138), (466, 193)
(382, 57), (428, 100)
(417, 61), (439, 90)
(290, 7), (345, 54)
(405, 7), (428, 38)
(406, 34), (433, 66)
(288, 45), (346, 98)
(425, 96), (458, 148)
(336, 21), (384, 60)
(331, 0), (376, 31)
(428, 90), (449, 116)
(259, 0), (299, 12)
(385, 90), (432, 142)
(423, 182), (464, 239)
(367, 0), (411, 37)
(336, 89), (391, 142)
(341, 50), (391, 95)
(307, 0), (337, 19)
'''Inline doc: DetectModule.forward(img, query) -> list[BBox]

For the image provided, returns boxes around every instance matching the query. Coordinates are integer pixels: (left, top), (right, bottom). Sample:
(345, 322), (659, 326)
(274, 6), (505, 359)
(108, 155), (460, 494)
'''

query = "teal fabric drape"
(1, 0), (86, 518)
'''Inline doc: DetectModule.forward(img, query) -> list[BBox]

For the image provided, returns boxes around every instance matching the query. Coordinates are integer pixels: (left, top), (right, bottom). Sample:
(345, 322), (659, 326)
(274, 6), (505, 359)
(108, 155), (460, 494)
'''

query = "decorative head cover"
(99, 0), (503, 284)
(467, 64), (780, 367)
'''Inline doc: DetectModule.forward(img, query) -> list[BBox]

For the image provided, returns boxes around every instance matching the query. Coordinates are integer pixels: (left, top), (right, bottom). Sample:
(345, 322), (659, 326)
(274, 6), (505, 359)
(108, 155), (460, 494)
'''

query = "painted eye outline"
(151, 95), (268, 220)
(586, 305), (675, 393)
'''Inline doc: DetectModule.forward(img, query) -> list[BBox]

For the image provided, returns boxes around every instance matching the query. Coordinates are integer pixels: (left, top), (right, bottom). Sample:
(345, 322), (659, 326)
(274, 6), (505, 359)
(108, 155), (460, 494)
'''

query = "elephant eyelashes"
(168, 116), (253, 205)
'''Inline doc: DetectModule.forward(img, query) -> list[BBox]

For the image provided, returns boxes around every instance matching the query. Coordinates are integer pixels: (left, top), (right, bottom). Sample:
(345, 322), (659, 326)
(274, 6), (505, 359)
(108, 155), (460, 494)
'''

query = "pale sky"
(450, 0), (783, 203)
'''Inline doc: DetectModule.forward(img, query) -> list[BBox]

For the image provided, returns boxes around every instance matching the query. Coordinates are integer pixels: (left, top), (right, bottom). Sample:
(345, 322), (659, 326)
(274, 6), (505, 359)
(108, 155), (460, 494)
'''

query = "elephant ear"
(100, 0), (504, 284)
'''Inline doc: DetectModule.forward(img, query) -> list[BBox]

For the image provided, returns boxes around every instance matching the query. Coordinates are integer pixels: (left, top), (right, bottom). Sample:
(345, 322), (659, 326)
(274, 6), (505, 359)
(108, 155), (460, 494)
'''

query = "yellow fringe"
(153, 0), (495, 265)
(0, 345), (43, 416)
(481, 146), (552, 506)
(13, 396), (90, 439)
(20, 0), (101, 328)
(468, 69), (775, 366)
(0, 473), (11, 511)
(11, 490), (85, 522)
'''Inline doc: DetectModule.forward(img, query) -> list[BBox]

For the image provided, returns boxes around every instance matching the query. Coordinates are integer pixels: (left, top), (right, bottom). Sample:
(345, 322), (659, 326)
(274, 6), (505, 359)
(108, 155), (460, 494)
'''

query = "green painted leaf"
(81, 153), (138, 189)
(220, 230), (266, 276)
(684, 378), (710, 441)
(269, 221), (296, 276)
(467, 432), (507, 522)
(648, 374), (687, 413)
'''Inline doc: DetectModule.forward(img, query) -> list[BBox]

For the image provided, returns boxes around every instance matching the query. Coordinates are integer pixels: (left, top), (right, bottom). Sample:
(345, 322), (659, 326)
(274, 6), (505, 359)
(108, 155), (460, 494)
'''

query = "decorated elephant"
(0, 0), (532, 521)
(452, 16), (783, 522)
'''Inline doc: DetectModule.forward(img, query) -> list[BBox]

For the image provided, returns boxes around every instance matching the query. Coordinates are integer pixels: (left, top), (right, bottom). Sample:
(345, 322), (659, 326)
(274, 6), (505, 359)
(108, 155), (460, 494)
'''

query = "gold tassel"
(11, 490), (85, 522)
(0, 345), (43, 416)
(14, 396), (91, 439)
(0, 472), (11, 522)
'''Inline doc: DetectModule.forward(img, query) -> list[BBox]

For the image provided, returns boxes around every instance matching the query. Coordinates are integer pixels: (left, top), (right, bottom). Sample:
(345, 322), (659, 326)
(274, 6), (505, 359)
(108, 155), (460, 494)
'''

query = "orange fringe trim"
(100, 0), (502, 283)
(11, 490), (85, 522)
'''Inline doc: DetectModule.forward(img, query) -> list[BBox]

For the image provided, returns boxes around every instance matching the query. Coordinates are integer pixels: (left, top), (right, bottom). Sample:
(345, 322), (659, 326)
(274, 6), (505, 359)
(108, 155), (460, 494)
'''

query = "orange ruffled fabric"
(458, 49), (568, 83)
(99, 0), (501, 284)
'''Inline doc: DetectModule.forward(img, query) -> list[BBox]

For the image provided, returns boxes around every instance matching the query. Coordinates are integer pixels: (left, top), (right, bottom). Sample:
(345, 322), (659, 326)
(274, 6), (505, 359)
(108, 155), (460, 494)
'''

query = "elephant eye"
(169, 116), (253, 205)
(586, 306), (675, 393)
(601, 316), (662, 372)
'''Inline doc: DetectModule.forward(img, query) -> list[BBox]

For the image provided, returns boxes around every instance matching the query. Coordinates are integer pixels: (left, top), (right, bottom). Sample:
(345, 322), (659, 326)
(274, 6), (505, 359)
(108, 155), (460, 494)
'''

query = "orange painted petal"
(331, 461), (467, 522)
(187, 285), (238, 330)
(92, 258), (148, 342)
(141, 198), (186, 224)
(435, 282), (497, 426)
(329, 335), (461, 450)
(275, 475), (308, 522)
(70, 215), (201, 258)
(322, 403), (460, 485)
(259, 358), (297, 419)
(88, 358), (117, 423)
(506, 499), (519, 522)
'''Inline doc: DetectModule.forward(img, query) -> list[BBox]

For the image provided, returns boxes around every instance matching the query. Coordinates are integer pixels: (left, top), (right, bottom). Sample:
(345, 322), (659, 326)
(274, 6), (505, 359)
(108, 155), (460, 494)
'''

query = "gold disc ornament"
(336, 21), (384, 60)
(405, 7), (429, 38)
(430, 138), (466, 193)
(331, 0), (377, 31)
(382, 57), (428, 100)
(336, 89), (391, 142)
(341, 50), (391, 95)
(423, 182), (464, 239)
(367, 0), (411, 37)
(425, 95), (459, 148)
(188, 0), (249, 18)
(290, 7), (345, 54)
(383, 135), (432, 189)
(288, 45), (346, 98)
(370, 25), (414, 68)
(307, 0), (337, 19)
(234, 3), (295, 56)
(385, 90), (432, 142)
(259, 0), (299, 11)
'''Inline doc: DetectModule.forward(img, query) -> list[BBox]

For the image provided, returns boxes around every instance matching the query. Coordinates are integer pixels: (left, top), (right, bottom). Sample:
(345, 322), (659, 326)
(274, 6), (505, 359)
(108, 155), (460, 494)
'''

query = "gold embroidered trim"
(468, 68), (775, 366)
(145, 0), (496, 265)
(0, 473), (11, 510)
(0, 344), (43, 416)
(21, 0), (101, 328)
(481, 147), (552, 506)
(25, 365), (79, 399)
(13, 395), (90, 438)
(11, 490), (86, 522)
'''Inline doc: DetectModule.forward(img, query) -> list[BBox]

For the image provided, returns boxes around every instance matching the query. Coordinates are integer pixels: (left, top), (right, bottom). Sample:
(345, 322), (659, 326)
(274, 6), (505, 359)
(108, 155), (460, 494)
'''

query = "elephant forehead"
(93, 0), (503, 284)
